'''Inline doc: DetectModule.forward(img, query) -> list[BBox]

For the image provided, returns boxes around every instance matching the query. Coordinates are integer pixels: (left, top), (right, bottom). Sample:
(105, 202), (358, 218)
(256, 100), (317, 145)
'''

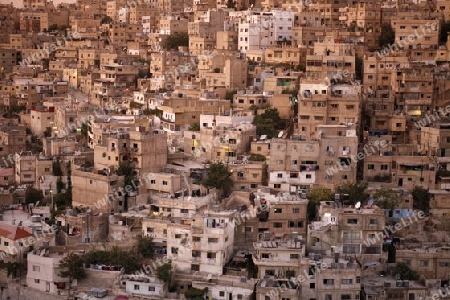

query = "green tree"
(337, 182), (369, 205)
(156, 263), (172, 284)
(225, 90), (237, 101)
(80, 123), (89, 139)
(440, 21), (450, 44)
(411, 186), (431, 213)
(202, 162), (233, 195)
(379, 23), (395, 48)
(355, 55), (363, 80)
(117, 161), (135, 190)
(101, 16), (113, 24)
(135, 235), (155, 259)
(53, 159), (63, 176)
(307, 188), (333, 220)
(59, 253), (86, 282)
(390, 262), (419, 280)
(252, 108), (286, 139)
(66, 161), (72, 206)
(248, 153), (266, 161)
(189, 123), (200, 131)
(143, 108), (163, 117)
(373, 188), (400, 210)
(25, 187), (44, 205)
(48, 24), (58, 31)
(226, 0), (236, 8)
(163, 32), (189, 50)
(185, 287), (208, 300)
(130, 101), (144, 109)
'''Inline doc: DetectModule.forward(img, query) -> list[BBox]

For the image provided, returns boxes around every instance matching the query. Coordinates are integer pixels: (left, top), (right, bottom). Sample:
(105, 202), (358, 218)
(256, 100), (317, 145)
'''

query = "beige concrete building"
(183, 114), (256, 164)
(0, 223), (33, 263)
(167, 210), (235, 276)
(254, 190), (308, 239)
(93, 128), (168, 174)
(391, 17), (440, 49)
(71, 167), (125, 213)
(26, 250), (76, 296)
(296, 80), (361, 138)
(309, 201), (386, 265)
(30, 107), (55, 136)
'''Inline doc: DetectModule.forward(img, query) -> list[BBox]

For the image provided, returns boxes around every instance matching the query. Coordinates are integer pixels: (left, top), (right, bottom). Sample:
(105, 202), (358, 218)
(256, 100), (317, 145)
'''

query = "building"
(26, 249), (77, 296)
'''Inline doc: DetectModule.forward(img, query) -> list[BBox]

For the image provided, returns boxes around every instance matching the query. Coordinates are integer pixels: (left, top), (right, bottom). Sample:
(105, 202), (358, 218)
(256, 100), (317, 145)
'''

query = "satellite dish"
(355, 201), (361, 209)
(278, 131), (284, 138)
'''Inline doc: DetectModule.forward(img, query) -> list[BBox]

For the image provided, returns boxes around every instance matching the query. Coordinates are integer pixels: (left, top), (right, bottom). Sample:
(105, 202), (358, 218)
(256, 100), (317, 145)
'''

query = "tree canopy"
(390, 262), (419, 280)
(163, 32), (189, 50)
(411, 186), (431, 213)
(337, 182), (369, 205)
(202, 162), (233, 192)
(378, 23), (395, 48)
(252, 108), (286, 139)
(135, 235), (155, 259)
(59, 253), (86, 281)
(307, 188), (333, 220)
(156, 263), (172, 284)
(373, 188), (400, 210)
(25, 187), (44, 205)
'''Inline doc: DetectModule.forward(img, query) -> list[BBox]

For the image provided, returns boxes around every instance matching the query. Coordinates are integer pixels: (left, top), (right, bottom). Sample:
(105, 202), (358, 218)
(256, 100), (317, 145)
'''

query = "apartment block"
(309, 201), (386, 265)
(94, 128), (168, 174)
(296, 80), (361, 138)
(71, 167), (125, 213)
(167, 210), (235, 276)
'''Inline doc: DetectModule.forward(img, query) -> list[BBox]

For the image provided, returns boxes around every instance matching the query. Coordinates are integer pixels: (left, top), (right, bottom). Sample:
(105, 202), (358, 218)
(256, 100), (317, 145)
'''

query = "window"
(148, 286), (155, 291)
(288, 221), (303, 228)
(162, 181), (168, 185)
(274, 184), (281, 188)
(32, 265), (40, 272)
(369, 219), (377, 225)
(439, 262), (450, 267)
(193, 236), (201, 242)
(368, 164), (375, 170)
(293, 208), (300, 213)
(208, 238), (218, 243)
(147, 227), (154, 233)
(274, 208), (282, 213)
(356, 276), (361, 283)
(290, 254), (299, 259)
(34, 279), (40, 284)
(3, 241), (8, 246)
(323, 279), (334, 285)
(342, 279), (353, 284)
(171, 247), (178, 254)
(380, 164), (388, 170)
(191, 264), (200, 271)
(310, 283), (315, 289)
(181, 209), (188, 214)
(347, 219), (358, 224)
(220, 291), (225, 297)
(207, 252), (216, 259)
(419, 260), (428, 267)
(341, 295), (351, 300)
(134, 284), (140, 290)
(273, 222), (283, 228)
(175, 234), (182, 239)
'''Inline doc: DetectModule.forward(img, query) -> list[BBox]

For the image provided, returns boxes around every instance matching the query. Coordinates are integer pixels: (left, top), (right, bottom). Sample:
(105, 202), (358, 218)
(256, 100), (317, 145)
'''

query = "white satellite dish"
(355, 201), (361, 209)
(278, 131), (284, 138)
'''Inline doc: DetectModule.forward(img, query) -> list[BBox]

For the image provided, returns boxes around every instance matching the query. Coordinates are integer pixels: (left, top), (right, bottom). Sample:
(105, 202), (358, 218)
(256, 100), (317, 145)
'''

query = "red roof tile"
(0, 223), (32, 240)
